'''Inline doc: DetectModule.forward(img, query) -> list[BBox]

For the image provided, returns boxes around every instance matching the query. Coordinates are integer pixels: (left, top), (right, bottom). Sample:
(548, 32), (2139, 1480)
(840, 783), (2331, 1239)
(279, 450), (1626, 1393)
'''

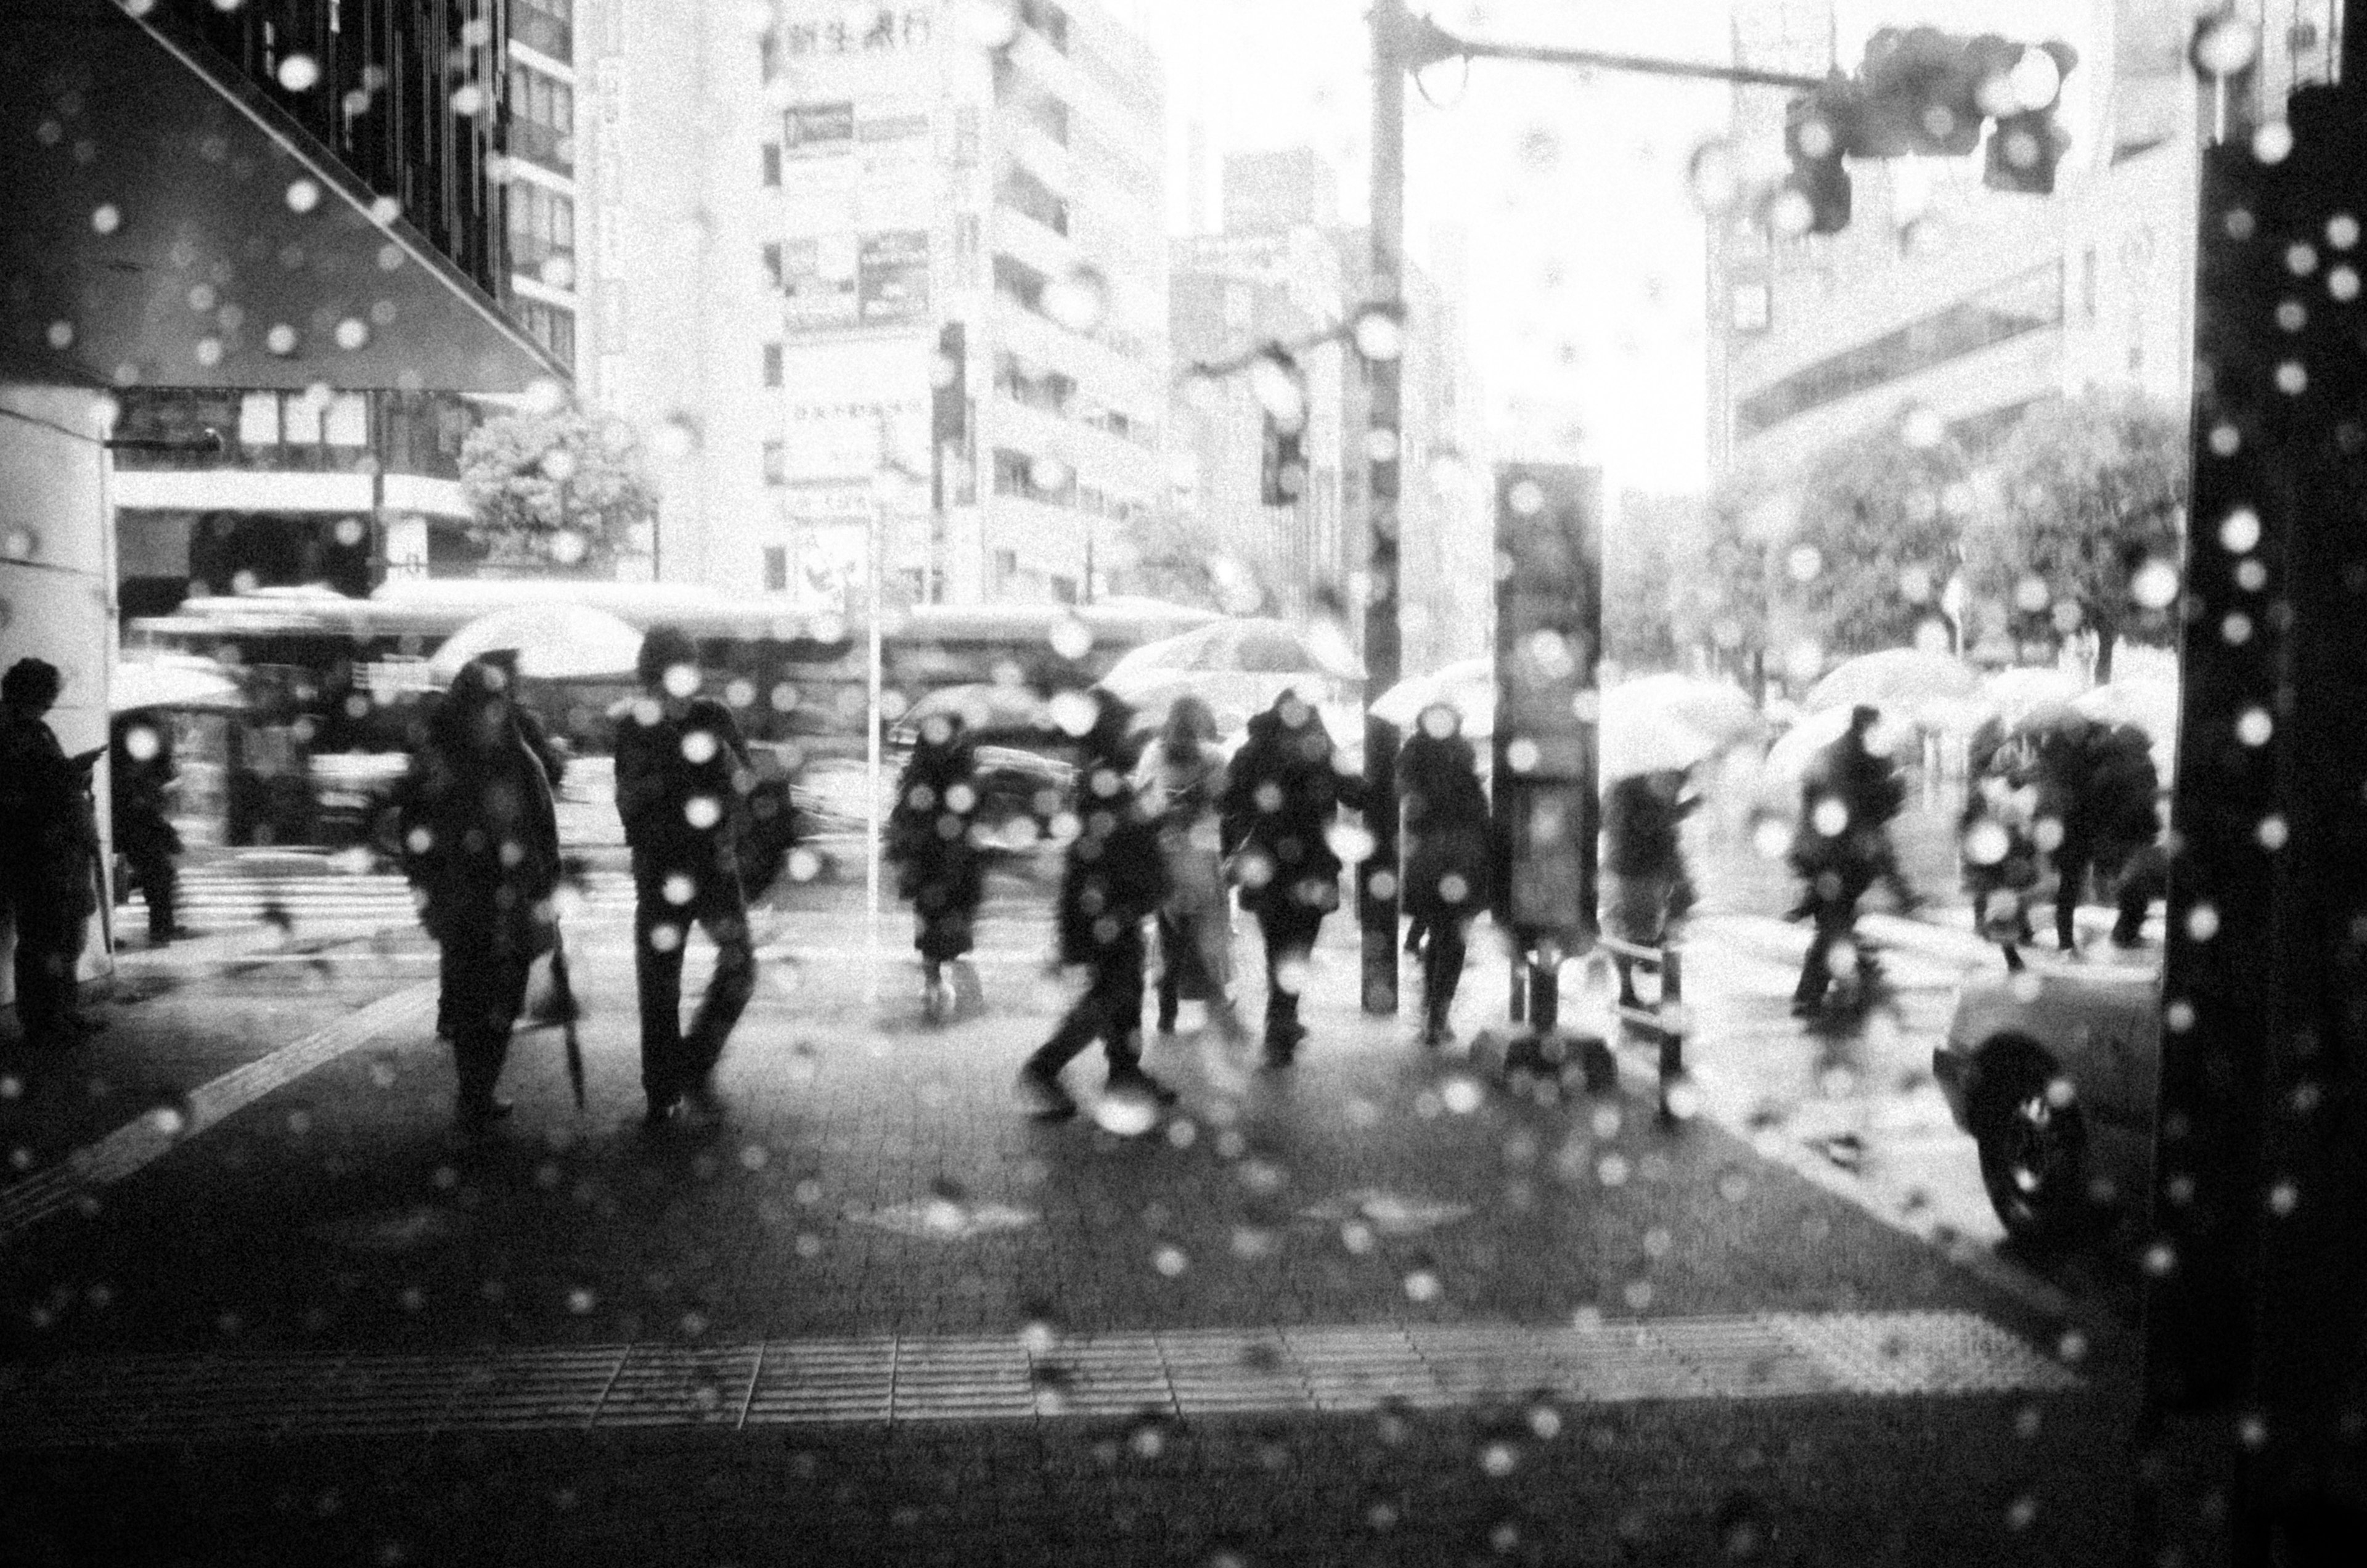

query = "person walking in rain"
(2042, 719), (2164, 953)
(395, 658), (562, 1134)
(1397, 704), (1491, 1047)
(1018, 688), (1176, 1119)
(1, 658), (104, 1050)
(110, 709), (187, 946)
(615, 626), (758, 1125)
(1601, 766), (1696, 1016)
(886, 711), (986, 1022)
(1788, 705), (1908, 1016)
(1220, 688), (1352, 1066)
(1135, 695), (1244, 1042)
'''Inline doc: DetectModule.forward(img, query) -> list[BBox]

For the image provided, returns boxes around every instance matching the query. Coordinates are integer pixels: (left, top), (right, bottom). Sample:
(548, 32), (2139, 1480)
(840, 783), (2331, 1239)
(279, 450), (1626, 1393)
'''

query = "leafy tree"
(1124, 505), (1287, 615)
(1784, 423), (1971, 658)
(1959, 388), (2187, 682)
(1605, 491), (1692, 673)
(1669, 470), (1784, 693)
(458, 407), (659, 572)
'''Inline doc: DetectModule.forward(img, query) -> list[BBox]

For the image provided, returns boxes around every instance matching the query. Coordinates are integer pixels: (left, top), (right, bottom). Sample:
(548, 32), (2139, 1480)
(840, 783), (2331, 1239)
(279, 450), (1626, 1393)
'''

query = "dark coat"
(888, 735), (987, 928)
(110, 713), (183, 866)
(615, 695), (749, 880)
(1601, 771), (1693, 880)
(0, 706), (100, 913)
(1057, 709), (1167, 965)
(1397, 730), (1490, 924)
(1220, 699), (1347, 919)
(397, 689), (562, 963)
(1791, 726), (1904, 882)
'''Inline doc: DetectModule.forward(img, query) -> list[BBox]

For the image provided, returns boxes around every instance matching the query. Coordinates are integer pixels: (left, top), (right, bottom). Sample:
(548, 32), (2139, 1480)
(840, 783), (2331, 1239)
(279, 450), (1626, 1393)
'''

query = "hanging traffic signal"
(1780, 87), (1854, 236)
(1985, 108), (2067, 194)
(1252, 345), (1309, 507)
(931, 322), (967, 447)
(1854, 26), (1990, 156)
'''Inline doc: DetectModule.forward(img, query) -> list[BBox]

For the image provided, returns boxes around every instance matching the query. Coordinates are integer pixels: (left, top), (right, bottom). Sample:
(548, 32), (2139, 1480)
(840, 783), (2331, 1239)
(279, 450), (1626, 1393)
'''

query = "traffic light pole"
(1360, 1), (1410, 1015)
(1355, 5), (1824, 1016)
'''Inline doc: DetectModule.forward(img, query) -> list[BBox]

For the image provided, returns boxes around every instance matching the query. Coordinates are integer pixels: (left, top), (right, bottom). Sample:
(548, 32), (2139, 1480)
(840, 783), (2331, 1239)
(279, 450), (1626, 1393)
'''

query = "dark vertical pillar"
(1360, 0), (1408, 1015)
(2140, 67), (2367, 1567)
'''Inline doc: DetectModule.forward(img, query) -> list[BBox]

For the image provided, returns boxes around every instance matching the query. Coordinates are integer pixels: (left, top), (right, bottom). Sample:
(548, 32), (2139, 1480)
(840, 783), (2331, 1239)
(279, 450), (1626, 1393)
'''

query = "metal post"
(1360, 0), (1408, 1016)
(865, 483), (886, 1005)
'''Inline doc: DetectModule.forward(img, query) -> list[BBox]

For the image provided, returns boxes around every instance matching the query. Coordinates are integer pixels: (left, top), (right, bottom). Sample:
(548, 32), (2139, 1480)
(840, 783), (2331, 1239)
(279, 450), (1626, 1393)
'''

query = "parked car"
(1933, 946), (2161, 1244)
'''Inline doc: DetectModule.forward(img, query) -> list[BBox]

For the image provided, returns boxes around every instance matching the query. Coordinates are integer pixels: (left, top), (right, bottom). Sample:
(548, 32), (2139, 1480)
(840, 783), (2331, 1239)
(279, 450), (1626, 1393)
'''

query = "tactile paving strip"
(0, 1312), (2080, 1448)
(0, 984), (438, 1241)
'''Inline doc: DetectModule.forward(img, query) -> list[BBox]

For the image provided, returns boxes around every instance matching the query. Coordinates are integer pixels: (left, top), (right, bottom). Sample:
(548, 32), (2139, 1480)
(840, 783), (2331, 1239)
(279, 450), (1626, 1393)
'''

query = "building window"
(513, 299), (578, 366)
(2080, 247), (2099, 322)
(1730, 281), (1770, 333)
(762, 343), (783, 387)
(507, 183), (576, 270)
(283, 394), (324, 445)
(763, 545), (789, 592)
(324, 393), (370, 447)
(762, 243), (784, 289)
(761, 142), (783, 186)
(993, 548), (1018, 582)
(505, 64), (574, 173)
(762, 441), (786, 484)
(238, 392), (280, 447)
(1018, 0), (1069, 52)
(510, 0), (574, 63)
(997, 162), (1069, 237)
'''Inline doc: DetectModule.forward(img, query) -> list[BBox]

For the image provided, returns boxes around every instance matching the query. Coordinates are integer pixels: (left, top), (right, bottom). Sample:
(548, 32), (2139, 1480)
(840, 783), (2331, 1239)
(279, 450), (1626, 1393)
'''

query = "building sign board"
(857, 231), (930, 324)
(785, 102), (854, 156)
(782, 235), (861, 333)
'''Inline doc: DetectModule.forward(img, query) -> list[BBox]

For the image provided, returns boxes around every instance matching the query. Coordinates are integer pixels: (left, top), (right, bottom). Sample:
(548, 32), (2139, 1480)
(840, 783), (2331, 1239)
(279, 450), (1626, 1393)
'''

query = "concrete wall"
(1, 382), (118, 1004)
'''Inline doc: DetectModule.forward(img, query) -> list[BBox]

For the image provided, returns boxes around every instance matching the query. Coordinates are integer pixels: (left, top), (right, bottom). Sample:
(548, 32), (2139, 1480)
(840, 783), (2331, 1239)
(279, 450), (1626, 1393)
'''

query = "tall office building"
(588, 0), (1169, 608)
(106, 0), (592, 610)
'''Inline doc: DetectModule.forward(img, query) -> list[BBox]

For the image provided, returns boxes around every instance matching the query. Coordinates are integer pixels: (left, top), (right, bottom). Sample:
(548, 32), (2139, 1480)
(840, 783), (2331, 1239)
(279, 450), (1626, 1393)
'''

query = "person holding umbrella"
(1134, 694), (1245, 1042)
(394, 658), (562, 1135)
(1788, 706), (1908, 1017)
(1397, 703), (1491, 1047)
(110, 709), (187, 946)
(1220, 688), (1352, 1067)
(887, 711), (987, 1022)
(1602, 767), (1698, 1014)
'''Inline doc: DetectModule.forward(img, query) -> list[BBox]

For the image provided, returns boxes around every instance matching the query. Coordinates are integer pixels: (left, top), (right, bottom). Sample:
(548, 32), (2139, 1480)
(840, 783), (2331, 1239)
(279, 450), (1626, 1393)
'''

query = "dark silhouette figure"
(1960, 719), (2042, 947)
(1399, 708), (1492, 1046)
(1602, 767), (1697, 1011)
(887, 713), (987, 1020)
(2, 659), (103, 1050)
(1136, 695), (1243, 1040)
(395, 659), (562, 1133)
(615, 626), (758, 1124)
(1220, 691), (1350, 1065)
(1019, 689), (1174, 1119)
(1789, 706), (1908, 1016)
(110, 710), (186, 944)
(2039, 719), (2165, 951)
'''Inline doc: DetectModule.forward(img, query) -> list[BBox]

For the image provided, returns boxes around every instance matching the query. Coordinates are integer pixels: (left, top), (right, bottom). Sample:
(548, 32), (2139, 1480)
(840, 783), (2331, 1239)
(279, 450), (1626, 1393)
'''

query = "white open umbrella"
(1104, 617), (1364, 685)
(112, 656), (242, 713)
(1804, 647), (1980, 724)
(1370, 658), (1493, 733)
(428, 603), (645, 682)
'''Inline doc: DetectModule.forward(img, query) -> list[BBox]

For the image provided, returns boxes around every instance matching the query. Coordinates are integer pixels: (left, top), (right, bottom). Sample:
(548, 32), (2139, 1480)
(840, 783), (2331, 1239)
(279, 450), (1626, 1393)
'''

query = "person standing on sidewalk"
(2, 658), (104, 1051)
(1220, 689), (1351, 1066)
(1398, 705), (1491, 1047)
(1018, 688), (1175, 1120)
(615, 626), (758, 1125)
(1134, 695), (1244, 1042)
(886, 711), (986, 1022)
(396, 658), (562, 1134)
(1788, 705), (1908, 1017)
(109, 710), (186, 945)
(1601, 765), (1696, 1019)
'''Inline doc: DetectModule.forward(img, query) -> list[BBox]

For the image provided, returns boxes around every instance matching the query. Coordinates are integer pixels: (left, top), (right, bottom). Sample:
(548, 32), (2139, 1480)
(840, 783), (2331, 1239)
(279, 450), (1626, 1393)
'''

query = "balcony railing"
(506, 117), (574, 176)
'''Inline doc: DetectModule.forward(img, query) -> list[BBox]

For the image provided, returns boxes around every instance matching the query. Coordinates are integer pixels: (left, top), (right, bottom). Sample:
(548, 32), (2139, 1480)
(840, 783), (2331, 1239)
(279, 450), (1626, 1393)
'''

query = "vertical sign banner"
(1492, 463), (1601, 942)
(857, 231), (930, 324)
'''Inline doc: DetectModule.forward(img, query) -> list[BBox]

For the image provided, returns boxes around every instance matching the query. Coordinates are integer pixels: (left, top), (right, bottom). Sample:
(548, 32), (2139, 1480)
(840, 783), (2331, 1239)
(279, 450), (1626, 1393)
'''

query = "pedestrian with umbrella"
(1397, 703), (1490, 1047)
(394, 658), (563, 1136)
(1018, 688), (1176, 1120)
(887, 711), (987, 1023)
(1788, 705), (1910, 1017)
(1601, 768), (1698, 1013)
(109, 709), (187, 945)
(1220, 688), (1353, 1066)
(1135, 693), (1245, 1042)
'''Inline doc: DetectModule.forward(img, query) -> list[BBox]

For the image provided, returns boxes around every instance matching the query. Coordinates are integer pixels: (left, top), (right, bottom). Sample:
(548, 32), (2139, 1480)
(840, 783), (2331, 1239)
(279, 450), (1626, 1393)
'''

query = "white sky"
(1122, 0), (2111, 494)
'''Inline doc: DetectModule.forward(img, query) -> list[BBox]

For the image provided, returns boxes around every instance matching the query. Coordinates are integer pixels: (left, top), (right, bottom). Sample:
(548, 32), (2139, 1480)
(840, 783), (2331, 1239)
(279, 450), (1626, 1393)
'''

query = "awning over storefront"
(0, 0), (565, 396)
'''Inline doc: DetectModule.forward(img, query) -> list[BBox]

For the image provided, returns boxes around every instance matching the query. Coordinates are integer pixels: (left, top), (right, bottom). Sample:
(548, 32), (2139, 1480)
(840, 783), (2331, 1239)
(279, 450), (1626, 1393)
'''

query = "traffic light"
(931, 322), (967, 447)
(1984, 108), (2067, 194)
(1253, 345), (1308, 507)
(1781, 86), (1854, 236)
(1854, 26), (1990, 156)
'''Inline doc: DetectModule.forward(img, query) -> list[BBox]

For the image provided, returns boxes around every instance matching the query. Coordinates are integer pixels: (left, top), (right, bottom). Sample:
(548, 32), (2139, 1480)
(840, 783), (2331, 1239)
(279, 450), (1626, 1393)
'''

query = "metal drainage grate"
(0, 1312), (2080, 1448)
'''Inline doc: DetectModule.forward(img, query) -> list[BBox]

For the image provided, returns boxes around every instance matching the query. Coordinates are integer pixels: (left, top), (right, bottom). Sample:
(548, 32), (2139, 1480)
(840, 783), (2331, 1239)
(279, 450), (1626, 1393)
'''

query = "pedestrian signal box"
(1492, 463), (1601, 945)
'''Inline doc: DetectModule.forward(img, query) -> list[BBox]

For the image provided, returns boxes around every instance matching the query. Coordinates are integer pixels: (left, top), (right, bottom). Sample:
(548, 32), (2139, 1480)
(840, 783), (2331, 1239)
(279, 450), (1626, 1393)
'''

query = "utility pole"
(1360, 0), (1410, 1015)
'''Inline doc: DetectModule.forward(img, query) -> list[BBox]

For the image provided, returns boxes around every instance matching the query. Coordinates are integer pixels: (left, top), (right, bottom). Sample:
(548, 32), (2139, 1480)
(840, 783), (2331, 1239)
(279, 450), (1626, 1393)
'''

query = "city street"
(1, 815), (2140, 1565)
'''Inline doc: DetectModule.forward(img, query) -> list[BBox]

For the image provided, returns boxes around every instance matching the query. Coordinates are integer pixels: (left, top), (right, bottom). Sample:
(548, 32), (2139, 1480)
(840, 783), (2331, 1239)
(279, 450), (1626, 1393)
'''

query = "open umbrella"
(1370, 658), (1493, 733)
(1598, 674), (1764, 781)
(1103, 616), (1365, 687)
(112, 656), (242, 713)
(2074, 676), (2180, 775)
(897, 682), (1051, 738)
(1979, 666), (2088, 730)
(428, 604), (645, 682)
(1803, 647), (1979, 723)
